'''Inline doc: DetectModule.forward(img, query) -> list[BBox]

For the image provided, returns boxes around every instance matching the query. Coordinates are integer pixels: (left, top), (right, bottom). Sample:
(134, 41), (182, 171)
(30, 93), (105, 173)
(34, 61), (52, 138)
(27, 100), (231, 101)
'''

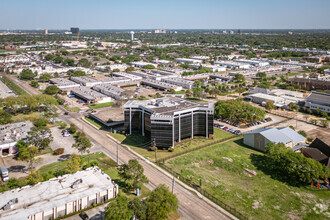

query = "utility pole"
(153, 138), (157, 162)
(172, 177), (175, 194)
(117, 143), (119, 167)
(200, 178), (203, 199)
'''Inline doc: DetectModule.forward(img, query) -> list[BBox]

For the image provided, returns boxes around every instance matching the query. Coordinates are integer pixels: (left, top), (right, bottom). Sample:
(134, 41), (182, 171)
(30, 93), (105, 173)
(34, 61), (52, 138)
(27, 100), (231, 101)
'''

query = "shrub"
(7, 178), (21, 189)
(149, 146), (158, 151)
(307, 137), (314, 143)
(68, 124), (77, 134)
(54, 148), (64, 155)
(90, 160), (99, 167)
(59, 122), (67, 129)
(298, 130), (307, 137)
(168, 148), (175, 152)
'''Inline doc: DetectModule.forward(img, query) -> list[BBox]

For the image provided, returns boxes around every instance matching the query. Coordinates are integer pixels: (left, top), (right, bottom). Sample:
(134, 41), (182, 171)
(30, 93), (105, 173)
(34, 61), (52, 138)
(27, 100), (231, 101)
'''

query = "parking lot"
(49, 126), (79, 154)
(214, 114), (287, 134)
(0, 80), (14, 98)
(125, 85), (167, 98)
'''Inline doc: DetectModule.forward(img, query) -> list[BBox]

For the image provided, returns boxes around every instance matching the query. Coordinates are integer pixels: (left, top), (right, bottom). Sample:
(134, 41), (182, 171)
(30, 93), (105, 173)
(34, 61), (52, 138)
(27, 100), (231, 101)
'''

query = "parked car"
(64, 112), (70, 115)
(0, 166), (9, 182)
(79, 212), (89, 220)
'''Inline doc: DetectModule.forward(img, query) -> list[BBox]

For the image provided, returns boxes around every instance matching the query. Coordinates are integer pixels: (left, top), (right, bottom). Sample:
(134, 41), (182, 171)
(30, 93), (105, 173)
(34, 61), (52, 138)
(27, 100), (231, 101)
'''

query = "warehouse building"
(70, 86), (111, 104)
(0, 167), (118, 220)
(305, 91), (330, 113)
(49, 78), (80, 89)
(70, 76), (101, 87)
(175, 58), (202, 64)
(124, 97), (214, 148)
(214, 61), (251, 69)
(244, 127), (305, 152)
(141, 79), (182, 91)
(161, 77), (195, 89)
(92, 84), (127, 100)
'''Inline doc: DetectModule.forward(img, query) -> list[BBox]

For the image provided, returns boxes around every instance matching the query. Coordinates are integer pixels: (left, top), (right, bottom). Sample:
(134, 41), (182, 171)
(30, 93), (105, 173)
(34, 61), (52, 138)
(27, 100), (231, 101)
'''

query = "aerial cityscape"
(0, 0), (329, 220)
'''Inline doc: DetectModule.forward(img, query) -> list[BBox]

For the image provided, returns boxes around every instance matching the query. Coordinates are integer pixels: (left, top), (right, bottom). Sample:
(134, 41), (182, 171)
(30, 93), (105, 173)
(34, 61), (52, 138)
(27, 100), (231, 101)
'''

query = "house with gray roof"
(243, 127), (305, 152)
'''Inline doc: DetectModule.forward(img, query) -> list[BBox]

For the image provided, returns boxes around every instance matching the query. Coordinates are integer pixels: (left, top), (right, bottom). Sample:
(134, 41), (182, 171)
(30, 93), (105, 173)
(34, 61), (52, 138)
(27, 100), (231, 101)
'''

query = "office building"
(70, 27), (80, 34)
(124, 97), (214, 148)
(305, 91), (330, 113)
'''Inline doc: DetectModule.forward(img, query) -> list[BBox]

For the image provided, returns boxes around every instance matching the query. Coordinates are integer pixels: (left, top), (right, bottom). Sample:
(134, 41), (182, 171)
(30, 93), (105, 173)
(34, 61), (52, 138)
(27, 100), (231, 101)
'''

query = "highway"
(5, 74), (236, 220)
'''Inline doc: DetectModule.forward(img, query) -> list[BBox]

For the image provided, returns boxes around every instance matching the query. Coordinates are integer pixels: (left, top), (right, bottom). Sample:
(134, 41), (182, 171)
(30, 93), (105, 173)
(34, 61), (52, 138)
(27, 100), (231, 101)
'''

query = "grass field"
(12, 112), (41, 123)
(84, 116), (103, 129)
(109, 129), (234, 162)
(166, 138), (330, 219)
(88, 102), (114, 109)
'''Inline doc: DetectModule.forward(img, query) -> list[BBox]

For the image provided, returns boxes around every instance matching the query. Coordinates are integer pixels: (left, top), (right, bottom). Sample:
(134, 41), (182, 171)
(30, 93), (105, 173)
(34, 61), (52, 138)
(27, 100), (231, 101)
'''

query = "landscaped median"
(109, 129), (236, 162)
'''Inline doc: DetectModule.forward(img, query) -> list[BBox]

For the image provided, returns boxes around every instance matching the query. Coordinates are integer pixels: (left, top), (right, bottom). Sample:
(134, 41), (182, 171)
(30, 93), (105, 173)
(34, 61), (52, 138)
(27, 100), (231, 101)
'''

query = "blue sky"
(1, 0), (330, 29)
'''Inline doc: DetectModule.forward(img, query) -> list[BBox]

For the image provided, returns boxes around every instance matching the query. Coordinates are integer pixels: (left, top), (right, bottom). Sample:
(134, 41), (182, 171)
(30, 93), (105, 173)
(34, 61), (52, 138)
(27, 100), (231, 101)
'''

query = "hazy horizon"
(1, 0), (330, 30)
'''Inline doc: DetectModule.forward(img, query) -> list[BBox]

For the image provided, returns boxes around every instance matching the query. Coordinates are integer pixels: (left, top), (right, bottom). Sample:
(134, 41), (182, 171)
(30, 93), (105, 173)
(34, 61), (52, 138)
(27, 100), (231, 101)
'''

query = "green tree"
(128, 198), (147, 220)
(104, 194), (133, 220)
(265, 101), (275, 112)
(234, 74), (245, 83)
(39, 73), (53, 82)
(33, 117), (49, 127)
(265, 142), (329, 185)
(256, 72), (267, 78)
(185, 89), (193, 98)
(143, 64), (155, 69)
(65, 154), (81, 174)
(68, 123), (77, 134)
(310, 118), (318, 125)
(192, 80), (203, 98)
(72, 132), (92, 155)
(0, 110), (13, 125)
(20, 69), (36, 80)
(78, 58), (92, 68)
(18, 146), (43, 169)
(320, 119), (328, 128)
(64, 58), (75, 66)
(30, 80), (39, 88)
(54, 56), (64, 64)
(44, 85), (59, 95)
(45, 54), (54, 61)
(146, 184), (178, 220)
(27, 126), (53, 149)
(118, 159), (148, 191)
(26, 169), (43, 185)
(298, 130), (307, 137)
(320, 111), (328, 118)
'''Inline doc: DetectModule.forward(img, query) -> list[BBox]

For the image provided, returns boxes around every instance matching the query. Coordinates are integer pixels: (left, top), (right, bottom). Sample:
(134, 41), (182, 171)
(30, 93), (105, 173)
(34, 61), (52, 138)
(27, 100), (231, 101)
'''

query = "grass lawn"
(12, 112), (42, 123)
(84, 116), (103, 129)
(88, 102), (114, 109)
(109, 129), (234, 162)
(63, 104), (81, 112)
(185, 97), (207, 102)
(166, 138), (330, 220)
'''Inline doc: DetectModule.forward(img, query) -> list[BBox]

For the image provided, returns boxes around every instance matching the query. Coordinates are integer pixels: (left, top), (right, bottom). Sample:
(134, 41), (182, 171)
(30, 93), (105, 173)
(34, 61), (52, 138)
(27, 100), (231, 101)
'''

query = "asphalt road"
(7, 74), (236, 220)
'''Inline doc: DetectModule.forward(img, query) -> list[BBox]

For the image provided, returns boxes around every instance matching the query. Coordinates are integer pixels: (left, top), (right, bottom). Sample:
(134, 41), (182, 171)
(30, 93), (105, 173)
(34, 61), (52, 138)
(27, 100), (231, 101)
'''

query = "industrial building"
(70, 76), (101, 87)
(70, 86), (111, 104)
(0, 167), (118, 220)
(214, 61), (250, 69)
(124, 97), (214, 148)
(161, 77), (195, 89)
(141, 79), (182, 91)
(92, 84), (126, 100)
(234, 59), (269, 67)
(112, 72), (143, 81)
(244, 127), (305, 152)
(175, 58), (202, 64)
(49, 78), (80, 89)
(130, 62), (157, 68)
(190, 64), (226, 72)
(305, 91), (330, 113)
(0, 121), (33, 157)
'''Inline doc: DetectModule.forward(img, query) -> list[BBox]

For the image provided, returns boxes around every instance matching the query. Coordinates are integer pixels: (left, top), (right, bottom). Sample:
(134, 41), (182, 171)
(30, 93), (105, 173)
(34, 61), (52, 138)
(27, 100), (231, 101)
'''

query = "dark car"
(64, 112), (70, 115)
(79, 212), (89, 220)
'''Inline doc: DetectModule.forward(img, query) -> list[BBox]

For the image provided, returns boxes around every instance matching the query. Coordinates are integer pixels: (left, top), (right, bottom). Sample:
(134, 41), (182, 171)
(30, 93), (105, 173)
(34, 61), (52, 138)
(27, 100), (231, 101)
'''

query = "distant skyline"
(1, 0), (330, 30)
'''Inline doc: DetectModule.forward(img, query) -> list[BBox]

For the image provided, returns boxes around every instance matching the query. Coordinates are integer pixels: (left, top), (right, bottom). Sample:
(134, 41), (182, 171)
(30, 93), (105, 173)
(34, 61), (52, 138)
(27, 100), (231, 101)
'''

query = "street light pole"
(117, 143), (119, 167)
(172, 177), (175, 194)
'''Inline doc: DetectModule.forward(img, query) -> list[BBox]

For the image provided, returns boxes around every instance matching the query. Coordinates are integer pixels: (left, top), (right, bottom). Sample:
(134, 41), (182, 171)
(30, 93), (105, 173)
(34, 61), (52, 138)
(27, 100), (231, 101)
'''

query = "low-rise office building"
(0, 167), (118, 220)
(130, 62), (157, 68)
(305, 91), (330, 113)
(92, 84), (126, 100)
(175, 58), (202, 64)
(49, 78), (80, 89)
(214, 61), (250, 69)
(287, 76), (330, 90)
(141, 79), (182, 91)
(124, 97), (214, 148)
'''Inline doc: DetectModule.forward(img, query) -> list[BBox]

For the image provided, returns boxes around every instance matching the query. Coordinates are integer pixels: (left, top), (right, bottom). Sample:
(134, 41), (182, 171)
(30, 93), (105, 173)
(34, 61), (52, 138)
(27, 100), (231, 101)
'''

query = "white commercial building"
(175, 58), (202, 64)
(161, 77), (195, 89)
(190, 64), (226, 72)
(130, 62), (157, 68)
(0, 121), (33, 157)
(0, 167), (118, 220)
(214, 61), (250, 69)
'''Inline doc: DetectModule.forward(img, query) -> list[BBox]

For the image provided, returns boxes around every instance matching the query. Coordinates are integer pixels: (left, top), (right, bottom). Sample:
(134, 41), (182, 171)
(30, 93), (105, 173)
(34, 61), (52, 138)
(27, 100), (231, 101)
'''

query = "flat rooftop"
(124, 97), (213, 116)
(0, 121), (33, 146)
(70, 86), (108, 100)
(0, 167), (115, 220)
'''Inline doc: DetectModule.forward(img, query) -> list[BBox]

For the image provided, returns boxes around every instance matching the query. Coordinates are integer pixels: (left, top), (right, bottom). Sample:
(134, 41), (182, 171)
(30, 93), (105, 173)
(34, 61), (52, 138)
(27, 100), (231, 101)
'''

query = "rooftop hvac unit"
(71, 178), (83, 188)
